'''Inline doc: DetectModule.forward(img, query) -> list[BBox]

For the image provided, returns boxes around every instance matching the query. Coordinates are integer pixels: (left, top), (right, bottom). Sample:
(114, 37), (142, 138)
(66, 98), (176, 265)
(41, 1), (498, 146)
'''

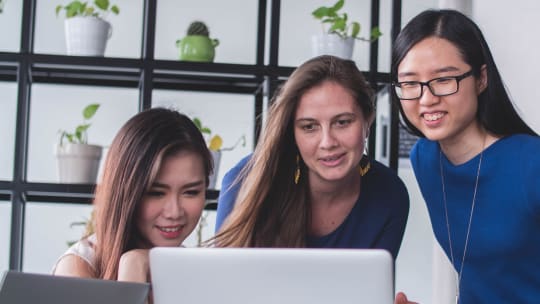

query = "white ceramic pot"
(64, 16), (112, 56)
(208, 150), (221, 189)
(55, 143), (103, 184)
(311, 33), (355, 60)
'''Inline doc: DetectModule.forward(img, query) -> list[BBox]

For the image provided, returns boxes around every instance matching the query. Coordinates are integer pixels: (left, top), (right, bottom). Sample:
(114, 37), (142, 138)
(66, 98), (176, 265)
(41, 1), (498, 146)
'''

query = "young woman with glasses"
(392, 9), (540, 304)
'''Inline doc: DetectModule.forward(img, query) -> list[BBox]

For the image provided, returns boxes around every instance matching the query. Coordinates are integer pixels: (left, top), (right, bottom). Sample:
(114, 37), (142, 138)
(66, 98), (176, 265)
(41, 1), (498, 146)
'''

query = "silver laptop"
(0, 271), (149, 304)
(150, 247), (394, 304)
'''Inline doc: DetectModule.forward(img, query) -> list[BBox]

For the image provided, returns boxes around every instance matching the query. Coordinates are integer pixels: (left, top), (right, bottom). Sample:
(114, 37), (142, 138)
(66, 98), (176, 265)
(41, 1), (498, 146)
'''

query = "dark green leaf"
(370, 27), (382, 40)
(83, 103), (100, 119)
(76, 124), (91, 134)
(111, 5), (119, 14)
(79, 2), (87, 16)
(75, 130), (83, 143)
(94, 0), (109, 11)
(201, 127), (212, 134)
(193, 118), (202, 129)
(321, 18), (335, 24)
(350, 22), (360, 38)
(332, 0), (344, 11)
(66, 2), (81, 18)
(330, 18), (346, 32)
(312, 7), (330, 19)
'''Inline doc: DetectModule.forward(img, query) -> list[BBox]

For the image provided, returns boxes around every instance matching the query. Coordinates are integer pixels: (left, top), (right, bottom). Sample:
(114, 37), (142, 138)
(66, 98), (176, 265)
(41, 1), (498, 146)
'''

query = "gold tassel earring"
(294, 155), (301, 184)
(359, 137), (371, 177)
(358, 156), (371, 177)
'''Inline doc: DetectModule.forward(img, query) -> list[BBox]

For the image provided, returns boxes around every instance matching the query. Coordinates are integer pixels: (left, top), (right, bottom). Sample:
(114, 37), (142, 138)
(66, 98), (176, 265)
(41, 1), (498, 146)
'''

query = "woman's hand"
(117, 249), (150, 283)
(395, 292), (418, 304)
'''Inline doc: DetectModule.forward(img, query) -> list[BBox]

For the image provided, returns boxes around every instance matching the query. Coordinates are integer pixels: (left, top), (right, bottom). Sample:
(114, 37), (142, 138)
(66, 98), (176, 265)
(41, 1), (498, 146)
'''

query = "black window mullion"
(389, 0), (403, 171)
(139, 0), (157, 111)
(10, 0), (37, 270)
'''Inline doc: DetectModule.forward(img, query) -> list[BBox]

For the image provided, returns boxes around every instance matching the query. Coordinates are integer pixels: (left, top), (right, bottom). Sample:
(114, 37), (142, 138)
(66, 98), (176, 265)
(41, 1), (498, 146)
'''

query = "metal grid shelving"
(3, 0), (402, 271)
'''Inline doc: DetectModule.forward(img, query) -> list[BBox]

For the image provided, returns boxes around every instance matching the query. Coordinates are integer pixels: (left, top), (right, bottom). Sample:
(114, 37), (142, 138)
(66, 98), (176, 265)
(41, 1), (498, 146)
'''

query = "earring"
(358, 156), (371, 177)
(294, 155), (301, 184)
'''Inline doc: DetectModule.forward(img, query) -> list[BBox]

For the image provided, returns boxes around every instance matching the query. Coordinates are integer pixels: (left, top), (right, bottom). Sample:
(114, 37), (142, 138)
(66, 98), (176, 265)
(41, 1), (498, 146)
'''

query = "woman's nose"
(162, 196), (184, 218)
(418, 85), (440, 106)
(320, 127), (338, 149)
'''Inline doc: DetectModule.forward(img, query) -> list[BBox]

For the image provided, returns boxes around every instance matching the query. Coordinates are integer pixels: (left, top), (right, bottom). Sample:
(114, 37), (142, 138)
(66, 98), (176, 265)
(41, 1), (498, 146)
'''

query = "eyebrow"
(397, 66), (461, 78)
(295, 112), (356, 122)
(151, 180), (205, 189)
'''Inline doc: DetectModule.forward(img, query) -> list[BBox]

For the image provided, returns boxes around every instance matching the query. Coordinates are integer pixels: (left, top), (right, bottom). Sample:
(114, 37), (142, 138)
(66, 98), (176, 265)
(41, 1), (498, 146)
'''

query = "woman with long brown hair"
(212, 55), (409, 259)
(53, 108), (213, 285)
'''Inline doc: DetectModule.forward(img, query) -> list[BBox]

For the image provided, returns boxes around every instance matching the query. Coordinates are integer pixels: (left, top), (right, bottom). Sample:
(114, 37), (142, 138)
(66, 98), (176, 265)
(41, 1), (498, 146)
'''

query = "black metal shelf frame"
(4, 0), (402, 271)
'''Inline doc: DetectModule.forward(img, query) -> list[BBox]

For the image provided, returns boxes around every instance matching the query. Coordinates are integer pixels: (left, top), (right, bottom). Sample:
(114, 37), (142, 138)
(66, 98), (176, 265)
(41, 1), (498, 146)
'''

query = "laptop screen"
(0, 271), (149, 304)
(150, 247), (394, 304)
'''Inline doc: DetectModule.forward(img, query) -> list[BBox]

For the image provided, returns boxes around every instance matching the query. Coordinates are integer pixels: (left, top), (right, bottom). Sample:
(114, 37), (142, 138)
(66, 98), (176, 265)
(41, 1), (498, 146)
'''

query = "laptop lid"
(0, 271), (149, 304)
(150, 247), (394, 304)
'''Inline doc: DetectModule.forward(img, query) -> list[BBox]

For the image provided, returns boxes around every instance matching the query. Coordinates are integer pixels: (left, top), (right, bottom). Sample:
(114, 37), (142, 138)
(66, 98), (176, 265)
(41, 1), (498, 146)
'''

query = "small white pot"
(208, 150), (221, 189)
(64, 16), (112, 56)
(311, 33), (355, 60)
(55, 143), (103, 184)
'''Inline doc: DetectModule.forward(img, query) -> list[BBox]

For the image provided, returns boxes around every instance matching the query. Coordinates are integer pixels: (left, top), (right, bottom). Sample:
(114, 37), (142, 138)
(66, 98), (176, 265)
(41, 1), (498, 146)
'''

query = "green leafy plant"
(192, 117), (246, 152)
(59, 103), (100, 145)
(312, 0), (381, 42)
(55, 0), (119, 19)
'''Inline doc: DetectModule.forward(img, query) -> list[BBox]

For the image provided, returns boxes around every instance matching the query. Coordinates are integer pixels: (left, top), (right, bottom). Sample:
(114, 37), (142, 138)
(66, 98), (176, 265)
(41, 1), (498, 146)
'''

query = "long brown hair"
(92, 108), (212, 280)
(211, 55), (375, 247)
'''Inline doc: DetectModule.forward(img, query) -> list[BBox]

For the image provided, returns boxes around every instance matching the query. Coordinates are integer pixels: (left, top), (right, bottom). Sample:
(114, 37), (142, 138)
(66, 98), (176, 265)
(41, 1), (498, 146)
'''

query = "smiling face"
(397, 37), (487, 145)
(135, 150), (206, 248)
(294, 81), (369, 185)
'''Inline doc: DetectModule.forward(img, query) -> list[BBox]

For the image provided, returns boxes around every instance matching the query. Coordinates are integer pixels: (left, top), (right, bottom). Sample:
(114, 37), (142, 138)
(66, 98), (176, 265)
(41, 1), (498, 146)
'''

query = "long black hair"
(391, 9), (537, 137)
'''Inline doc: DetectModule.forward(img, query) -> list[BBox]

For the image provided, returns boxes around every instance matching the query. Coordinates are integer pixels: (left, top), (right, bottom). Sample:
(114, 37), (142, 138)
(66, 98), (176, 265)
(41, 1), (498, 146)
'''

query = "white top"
(51, 234), (97, 274)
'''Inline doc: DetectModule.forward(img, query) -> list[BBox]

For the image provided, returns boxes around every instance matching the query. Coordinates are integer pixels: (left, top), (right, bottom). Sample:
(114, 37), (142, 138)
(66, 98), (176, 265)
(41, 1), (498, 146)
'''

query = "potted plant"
(192, 117), (245, 189)
(311, 0), (382, 59)
(55, 0), (120, 56)
(55, 103), (103, 184)
(176, 21), (219, 62)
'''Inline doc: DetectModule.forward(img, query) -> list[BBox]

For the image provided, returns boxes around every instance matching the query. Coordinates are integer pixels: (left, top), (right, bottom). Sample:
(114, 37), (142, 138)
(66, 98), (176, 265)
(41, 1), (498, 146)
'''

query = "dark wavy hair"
(391, 9), (537, 137)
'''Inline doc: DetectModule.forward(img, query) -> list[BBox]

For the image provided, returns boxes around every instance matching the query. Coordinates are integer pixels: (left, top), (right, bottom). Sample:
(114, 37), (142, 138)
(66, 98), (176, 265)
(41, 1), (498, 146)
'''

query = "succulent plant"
(187, 21), (210, 36)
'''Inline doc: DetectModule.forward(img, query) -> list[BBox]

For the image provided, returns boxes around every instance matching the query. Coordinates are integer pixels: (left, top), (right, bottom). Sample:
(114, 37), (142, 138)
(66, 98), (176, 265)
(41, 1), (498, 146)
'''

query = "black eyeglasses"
(393, 70), (474, 100)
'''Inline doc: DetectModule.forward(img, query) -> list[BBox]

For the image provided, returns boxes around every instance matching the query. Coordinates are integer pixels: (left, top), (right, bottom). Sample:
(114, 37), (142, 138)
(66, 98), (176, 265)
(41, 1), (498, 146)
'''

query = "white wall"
(473, 1), (540, 133)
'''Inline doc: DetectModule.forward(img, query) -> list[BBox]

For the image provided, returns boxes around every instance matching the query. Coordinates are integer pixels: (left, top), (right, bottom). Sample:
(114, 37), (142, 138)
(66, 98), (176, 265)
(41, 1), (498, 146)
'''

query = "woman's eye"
(301, 124), (317, 131)
(184, 189), (202, 197)
(434, 77), (452, 84)
(400, 82), (418, 88)
(146, 190), (165, 197)
(335, 119), (352, 127)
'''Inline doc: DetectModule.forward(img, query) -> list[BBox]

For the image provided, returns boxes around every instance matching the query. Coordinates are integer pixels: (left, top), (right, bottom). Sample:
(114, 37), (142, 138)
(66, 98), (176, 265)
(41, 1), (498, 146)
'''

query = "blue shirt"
(411, 134), (540, 303)
(215, 155), (410, 259)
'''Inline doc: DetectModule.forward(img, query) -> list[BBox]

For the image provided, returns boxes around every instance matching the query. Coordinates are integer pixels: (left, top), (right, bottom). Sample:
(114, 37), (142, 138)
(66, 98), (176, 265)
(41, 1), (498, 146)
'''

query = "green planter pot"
(176, 35), (219, 62)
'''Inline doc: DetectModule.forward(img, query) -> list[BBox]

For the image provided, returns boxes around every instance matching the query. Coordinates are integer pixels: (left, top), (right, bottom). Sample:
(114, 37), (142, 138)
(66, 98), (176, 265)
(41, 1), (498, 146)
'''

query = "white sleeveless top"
(51, 234), (97, 274)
